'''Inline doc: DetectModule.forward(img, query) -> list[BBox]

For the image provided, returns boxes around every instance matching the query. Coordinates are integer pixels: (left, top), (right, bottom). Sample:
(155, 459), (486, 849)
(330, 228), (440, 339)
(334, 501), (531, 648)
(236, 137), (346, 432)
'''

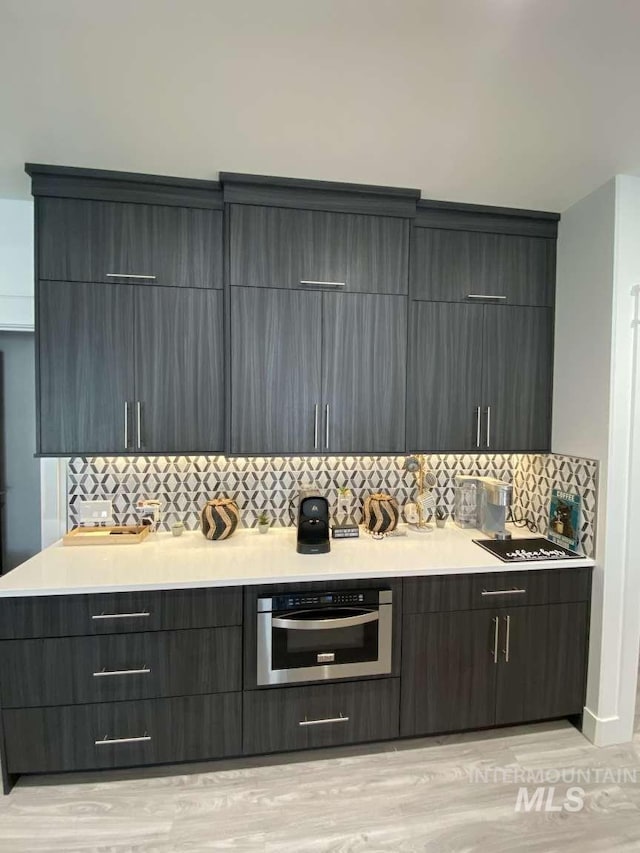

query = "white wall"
(554, 175), (640, 745)
(0, 198), (34, 330)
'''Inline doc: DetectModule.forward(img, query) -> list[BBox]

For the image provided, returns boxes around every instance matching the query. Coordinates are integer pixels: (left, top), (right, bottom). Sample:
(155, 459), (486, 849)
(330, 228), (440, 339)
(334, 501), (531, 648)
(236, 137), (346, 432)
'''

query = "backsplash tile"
(67, 452), (598, 557)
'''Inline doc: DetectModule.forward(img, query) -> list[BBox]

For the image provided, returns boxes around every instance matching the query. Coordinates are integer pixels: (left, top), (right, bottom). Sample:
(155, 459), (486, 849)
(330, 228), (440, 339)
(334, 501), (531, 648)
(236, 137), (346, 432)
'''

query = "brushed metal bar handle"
(93, 667), (151, 678)
(486, 406), (491, 448)
(136, 401), (142, 450)
(503, 615), (511, 663)
(475, 406), (481, 448)
(106, 273), (157, 280)
(481, 588), (526, 596)
(467, 294), (507, 300)
(491, 616), (499, 664)
(92, 611), (150, 620)
(299, 280), (346, 288)
(313, 404), (319, 450)
(325, 403), (330, 450)
(95, 733), (151, 746)
(299, 714), (349, 727)
(272, 610), (378, 631)
(124, 401), (130, 449)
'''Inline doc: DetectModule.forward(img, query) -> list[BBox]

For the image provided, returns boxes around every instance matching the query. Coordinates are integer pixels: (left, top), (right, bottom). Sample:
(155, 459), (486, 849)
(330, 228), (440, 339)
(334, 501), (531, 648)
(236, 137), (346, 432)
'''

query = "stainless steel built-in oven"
(256, 588), (392, 686)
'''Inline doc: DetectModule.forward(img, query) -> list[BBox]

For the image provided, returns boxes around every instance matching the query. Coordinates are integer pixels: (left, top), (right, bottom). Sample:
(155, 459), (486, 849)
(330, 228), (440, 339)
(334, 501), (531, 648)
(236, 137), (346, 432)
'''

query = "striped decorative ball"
(362, 492), (400, 534)
(200, 498), (240, 541)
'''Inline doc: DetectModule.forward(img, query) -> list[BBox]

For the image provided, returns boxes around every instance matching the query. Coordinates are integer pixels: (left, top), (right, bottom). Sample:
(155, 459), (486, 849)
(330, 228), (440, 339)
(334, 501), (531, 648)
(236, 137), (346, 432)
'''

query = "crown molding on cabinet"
(415, 199), (560, 238)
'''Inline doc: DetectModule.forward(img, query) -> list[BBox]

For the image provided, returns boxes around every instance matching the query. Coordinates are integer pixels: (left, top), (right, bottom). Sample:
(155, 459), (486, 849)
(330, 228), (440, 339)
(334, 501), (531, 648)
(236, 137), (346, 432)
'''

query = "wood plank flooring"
(1, 696), (639, 851)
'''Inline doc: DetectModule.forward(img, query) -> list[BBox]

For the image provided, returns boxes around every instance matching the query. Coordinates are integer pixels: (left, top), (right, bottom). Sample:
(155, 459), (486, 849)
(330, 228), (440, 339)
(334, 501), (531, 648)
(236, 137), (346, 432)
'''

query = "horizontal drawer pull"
(299, 713), (349, 727)
(299, 280), (346, 288)
(272, 610), (379, 631)
(92, 611), (150, 620)
(467, 294), (507, 300)
(95, 733), (151, 746)
(92, 667), (151, 678)
(106, 273), (157, 280)
(481, 588), (527, 596)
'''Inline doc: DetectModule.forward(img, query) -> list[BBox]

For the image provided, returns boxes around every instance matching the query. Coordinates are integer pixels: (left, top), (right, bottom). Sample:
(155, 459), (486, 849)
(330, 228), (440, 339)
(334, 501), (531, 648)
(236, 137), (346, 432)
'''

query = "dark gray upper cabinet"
(135, 287), (224, 453)
(411, 228), (556, 307)
(407, 301), (483, 452)
(322, 293), (407, 453)
(38, 197), (223, 289)
(38, 281), (135, 455)
(230, 287), (323, 455)
(482, 305), (553, 452)
(38, 282), (225, 455)
(229, 204), (409, 295)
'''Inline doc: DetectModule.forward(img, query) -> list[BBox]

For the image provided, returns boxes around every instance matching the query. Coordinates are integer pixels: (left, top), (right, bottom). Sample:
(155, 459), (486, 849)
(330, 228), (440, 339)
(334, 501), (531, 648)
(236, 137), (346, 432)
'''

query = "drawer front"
(0, 627), (241, 708)
(4, 692), (242, 774)
(0, 586), (242, 639)
(243, 678), (399, 755)
(404, 568), (591, 613)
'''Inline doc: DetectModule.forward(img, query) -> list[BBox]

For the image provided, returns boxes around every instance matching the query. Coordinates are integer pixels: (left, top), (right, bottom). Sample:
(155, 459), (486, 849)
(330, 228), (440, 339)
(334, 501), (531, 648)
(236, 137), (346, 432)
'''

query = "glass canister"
(454, 476), (479, 528)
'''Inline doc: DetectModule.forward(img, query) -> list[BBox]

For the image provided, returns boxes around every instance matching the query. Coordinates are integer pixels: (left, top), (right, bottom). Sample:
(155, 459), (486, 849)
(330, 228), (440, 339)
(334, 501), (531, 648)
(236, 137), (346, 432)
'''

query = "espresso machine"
(296, 491), (330, 554)
(454, 476), (513, 539)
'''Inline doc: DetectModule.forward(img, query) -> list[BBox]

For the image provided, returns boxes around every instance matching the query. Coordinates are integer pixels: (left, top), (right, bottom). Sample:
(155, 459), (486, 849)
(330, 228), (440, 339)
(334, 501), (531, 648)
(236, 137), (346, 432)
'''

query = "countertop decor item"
(171, 522), (185, 537)
(200, 498), (240, 541)
(257, 512), (271, 534)
(363, 493), (400, 534)
(435, 508), (447, 529)
(63, 525), (150, 546)
(401, 455), (436, 531)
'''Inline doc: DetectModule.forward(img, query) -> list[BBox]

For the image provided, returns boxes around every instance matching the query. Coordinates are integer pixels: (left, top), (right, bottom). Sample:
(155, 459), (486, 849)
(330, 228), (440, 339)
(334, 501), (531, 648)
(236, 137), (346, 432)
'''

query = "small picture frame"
(548, 489), (581, 552)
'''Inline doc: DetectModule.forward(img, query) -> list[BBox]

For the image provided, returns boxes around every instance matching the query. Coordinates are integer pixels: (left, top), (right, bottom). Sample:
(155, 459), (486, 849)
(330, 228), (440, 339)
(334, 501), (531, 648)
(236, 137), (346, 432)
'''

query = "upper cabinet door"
(229, 205), (409, 295)
(38, 281), (135, 455)
(38, 198), (223, 289)
(411, 228), (555, 307)
(229, 287), (323, 455)
(322, 293), (407, 454)
(407, 301), (484, 452)
(482, 305), (553, 452)
(134, 287), (225, 454)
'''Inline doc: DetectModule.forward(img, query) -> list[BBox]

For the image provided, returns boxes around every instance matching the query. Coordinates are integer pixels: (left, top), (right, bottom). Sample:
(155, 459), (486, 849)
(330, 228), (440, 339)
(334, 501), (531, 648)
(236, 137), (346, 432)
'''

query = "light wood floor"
(1, 707), (640, 852)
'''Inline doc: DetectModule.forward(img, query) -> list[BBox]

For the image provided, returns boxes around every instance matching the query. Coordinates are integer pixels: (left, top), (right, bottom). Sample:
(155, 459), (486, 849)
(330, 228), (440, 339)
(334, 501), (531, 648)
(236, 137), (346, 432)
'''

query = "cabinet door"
(38, 281), (135, 454)
(322, 293), (407, 453)
(39, 198), (222, 289)
(482, 305), (553, 451)
(400, 610), (497, 736)
(411, 228), (554, 307)
(407, 301), (483, 451)
(135, 287), (224, 453)
(229, 204), (408, 295)
(230, 287), (322, 454)
(495, 602), (588, 725)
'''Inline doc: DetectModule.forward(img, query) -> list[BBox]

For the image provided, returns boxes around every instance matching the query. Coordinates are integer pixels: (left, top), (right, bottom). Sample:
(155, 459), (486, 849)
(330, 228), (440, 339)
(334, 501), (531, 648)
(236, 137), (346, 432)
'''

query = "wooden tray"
(63, 525), (151, 546)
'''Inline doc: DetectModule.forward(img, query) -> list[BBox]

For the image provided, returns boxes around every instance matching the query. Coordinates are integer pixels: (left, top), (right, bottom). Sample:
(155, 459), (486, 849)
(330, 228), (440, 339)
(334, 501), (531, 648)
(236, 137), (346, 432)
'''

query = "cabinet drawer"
(243, 679), (399, 755)
(0, 627), (241, 708)
(404, 568), (591, 613)
(0, 587), (242, 639)
(4, 692), (241, 774)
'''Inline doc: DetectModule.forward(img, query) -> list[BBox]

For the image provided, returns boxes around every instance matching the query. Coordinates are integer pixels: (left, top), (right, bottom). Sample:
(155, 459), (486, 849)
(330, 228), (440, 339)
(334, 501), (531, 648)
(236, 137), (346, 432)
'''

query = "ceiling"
(1, 0), (639, 211)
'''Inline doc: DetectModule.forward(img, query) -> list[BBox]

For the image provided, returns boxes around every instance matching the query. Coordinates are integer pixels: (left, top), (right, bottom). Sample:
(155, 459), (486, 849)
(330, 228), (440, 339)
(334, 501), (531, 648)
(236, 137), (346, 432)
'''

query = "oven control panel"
(267, 589), (384, 611)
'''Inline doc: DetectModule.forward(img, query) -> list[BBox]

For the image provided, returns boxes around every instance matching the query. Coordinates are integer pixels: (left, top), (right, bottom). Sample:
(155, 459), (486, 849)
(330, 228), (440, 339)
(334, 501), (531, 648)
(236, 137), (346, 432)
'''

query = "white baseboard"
(582, 705), (634, 746)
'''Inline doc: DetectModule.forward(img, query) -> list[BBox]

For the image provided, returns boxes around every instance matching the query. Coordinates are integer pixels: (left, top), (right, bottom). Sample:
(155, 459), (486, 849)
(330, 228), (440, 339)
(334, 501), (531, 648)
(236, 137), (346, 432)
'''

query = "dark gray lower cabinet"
(243, 679), (400, 755)
(135, 287), (224, 452)
(230, 286), (323, 454)
(4, 693), (241, 774)
(322, 293), (407, 453)
(38, 281), (135, 455)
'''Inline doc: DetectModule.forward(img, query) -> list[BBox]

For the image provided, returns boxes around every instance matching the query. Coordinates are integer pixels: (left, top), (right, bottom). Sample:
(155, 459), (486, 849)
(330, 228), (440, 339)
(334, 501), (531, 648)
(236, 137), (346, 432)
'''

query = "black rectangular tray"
(473, 537), (582, 563)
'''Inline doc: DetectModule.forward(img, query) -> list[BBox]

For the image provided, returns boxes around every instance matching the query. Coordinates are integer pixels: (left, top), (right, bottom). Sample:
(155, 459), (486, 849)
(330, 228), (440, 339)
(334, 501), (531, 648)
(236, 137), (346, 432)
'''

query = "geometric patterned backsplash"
(68, 452), (598, 557)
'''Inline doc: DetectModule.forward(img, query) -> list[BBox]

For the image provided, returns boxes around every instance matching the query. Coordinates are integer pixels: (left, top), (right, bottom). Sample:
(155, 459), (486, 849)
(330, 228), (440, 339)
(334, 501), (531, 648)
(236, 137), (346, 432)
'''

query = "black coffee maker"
(296, 491), (330, 555)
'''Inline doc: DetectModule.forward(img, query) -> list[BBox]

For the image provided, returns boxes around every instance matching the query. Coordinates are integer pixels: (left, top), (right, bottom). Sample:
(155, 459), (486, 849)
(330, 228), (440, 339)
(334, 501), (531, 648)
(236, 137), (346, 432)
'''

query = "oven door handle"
(271, 610), (379, 631)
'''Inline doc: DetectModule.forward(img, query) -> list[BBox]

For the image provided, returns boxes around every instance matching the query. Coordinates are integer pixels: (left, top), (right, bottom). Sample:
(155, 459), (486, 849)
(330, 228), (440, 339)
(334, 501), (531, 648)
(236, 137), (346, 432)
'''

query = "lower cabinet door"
(4, 693), (242, 773)
(243, 679), (399, 755)
(495, 602), (589, 725)
(400, 611), (498, 737)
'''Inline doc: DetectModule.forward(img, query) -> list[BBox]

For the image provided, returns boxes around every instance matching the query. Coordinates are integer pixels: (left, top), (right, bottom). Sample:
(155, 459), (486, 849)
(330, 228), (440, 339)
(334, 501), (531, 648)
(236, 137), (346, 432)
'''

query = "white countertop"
(0, 524), (595, 597)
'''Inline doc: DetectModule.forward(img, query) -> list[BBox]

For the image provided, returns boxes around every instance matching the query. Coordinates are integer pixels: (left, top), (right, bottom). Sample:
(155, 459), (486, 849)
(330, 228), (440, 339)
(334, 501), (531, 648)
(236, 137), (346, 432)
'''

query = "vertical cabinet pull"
(491, 616), (499, 664)
(325, 404), (330, 451)
(486, 406), (492, 448)
(313, 404), (319, 450)
(136, 401), (143, 450)
(124, 402), (130, 450)
(503, 614), (511, 662)
(475, 406), (481, 448)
